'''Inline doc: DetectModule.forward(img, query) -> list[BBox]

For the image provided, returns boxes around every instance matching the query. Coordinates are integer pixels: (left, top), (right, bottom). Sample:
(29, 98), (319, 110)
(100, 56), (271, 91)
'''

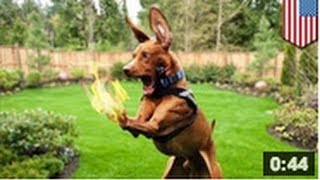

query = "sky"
(125, 0), (142, 24)
(14, 0), (143, 24)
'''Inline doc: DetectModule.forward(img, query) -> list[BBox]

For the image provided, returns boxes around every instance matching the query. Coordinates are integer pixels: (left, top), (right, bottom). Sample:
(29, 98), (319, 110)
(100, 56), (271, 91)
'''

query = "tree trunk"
(184, 0), (190, 52)
(84, 0), (96, 50)
(216, 0), (222, 51)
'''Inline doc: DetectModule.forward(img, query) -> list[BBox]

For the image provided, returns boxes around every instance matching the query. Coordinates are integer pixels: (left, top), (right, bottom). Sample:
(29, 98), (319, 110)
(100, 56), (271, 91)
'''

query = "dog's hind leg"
(199, 144), (223, 179)
(162, 156), (189, 179)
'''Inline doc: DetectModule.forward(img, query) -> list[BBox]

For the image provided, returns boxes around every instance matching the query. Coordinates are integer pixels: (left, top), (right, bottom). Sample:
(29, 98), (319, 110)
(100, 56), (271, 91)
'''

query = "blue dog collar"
(159, 70), (185, 88)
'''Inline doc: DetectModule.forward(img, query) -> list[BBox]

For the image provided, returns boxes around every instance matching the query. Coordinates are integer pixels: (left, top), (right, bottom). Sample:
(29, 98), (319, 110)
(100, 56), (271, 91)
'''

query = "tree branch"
(219, 0), (249, 27)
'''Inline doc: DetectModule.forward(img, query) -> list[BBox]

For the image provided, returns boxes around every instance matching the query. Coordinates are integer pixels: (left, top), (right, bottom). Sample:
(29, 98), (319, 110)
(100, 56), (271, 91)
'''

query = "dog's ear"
(125, 16), (150, 43)
(149, 6), (172, 51)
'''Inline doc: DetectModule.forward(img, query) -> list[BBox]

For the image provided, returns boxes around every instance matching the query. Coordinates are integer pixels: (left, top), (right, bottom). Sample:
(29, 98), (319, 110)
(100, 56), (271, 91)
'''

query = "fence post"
(15, 45), (22, 69)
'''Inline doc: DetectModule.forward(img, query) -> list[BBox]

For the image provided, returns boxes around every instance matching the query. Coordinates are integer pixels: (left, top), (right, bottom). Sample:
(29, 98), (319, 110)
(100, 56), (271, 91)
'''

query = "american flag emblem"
(282, 0), (318, 48)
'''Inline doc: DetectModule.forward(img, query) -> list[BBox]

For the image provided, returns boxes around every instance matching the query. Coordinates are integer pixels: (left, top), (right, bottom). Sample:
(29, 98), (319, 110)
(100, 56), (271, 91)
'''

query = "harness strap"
(152, 87), (198, 143)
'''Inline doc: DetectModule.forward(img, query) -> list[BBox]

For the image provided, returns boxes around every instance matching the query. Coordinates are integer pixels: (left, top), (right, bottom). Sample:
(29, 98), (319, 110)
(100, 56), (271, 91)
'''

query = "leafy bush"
(0, 69), (24, 91)
(110, 62), (127, 80)
(202, 64), (221, 83)
(185, 64), (236, 83)
(184, 65), (204, 83)
(71, 67), (84, 81)
(220, 64), (236, 83)
(26, 71), (41, 88)
(278, 85), (295, 103)
(281, 44), (296, 86)
(273, 102), (318, 148)
(298, 44), (318, 85)
(250, 15), (279, 77)
(231, 72), (257, 87)
(98, 66), (109, 78)
(0, 145), (19, 166)
(27, 54), (51, 73)
(297, 85), (318, 110)
(0, 154), (63, 178)
(0, 109), (77, 156)
(42, 69), (59, 82)
(0, 109), (78, 178)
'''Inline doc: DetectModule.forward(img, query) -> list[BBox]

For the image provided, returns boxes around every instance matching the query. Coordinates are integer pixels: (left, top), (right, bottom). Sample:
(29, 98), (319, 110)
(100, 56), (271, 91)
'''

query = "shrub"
(298, 44), (318, 85)
(0, 145), (19, 166)
(42, 69), (59, 82)
(71, 67), (84, 81)
(278, 85), (295, 103)
(0, 154), (64, 178)
(263, 78), (280, 93)
(0, 69), (24, 91)
(297, 85), (318, 110)
(220, 64), (236, 83)
(250, 15), (279, 77)
(98, 66), (109, 78)
(281, 44), (296, 86)
(26, 71), (41, 88)
(185, 64), (236, 83)
(27, 54), (51, 73)
(0, 109), (77, 178)
(0, 109), (77, 156)
(110, 62), (127, 80)
(184, 65), (204, 83)
(231, 72), (257, 87)
(202, 64), (221, 83)
(273, 102), (317, 148)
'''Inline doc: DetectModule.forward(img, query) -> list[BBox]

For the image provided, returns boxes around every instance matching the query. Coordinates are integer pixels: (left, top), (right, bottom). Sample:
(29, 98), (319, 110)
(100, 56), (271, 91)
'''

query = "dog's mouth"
(140, 75), (155, 95)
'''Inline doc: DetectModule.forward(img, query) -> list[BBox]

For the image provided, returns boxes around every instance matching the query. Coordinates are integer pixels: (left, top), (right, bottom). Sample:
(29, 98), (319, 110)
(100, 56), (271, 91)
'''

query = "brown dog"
(119, 6), (222, 179)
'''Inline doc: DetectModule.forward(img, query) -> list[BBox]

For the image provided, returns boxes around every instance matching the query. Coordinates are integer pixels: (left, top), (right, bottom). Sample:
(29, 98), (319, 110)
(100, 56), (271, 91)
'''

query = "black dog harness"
(152, 87), (198, 143)
(147, 69), (198, 143)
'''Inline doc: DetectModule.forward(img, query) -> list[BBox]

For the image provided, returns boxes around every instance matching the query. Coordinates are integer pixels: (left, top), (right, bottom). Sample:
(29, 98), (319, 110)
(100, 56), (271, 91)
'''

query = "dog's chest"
(152, 129), (200, 158)
(153, 139), (186, 156)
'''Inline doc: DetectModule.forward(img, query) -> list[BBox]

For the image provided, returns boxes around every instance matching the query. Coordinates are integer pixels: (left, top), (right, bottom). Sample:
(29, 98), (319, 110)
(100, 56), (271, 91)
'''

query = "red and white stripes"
(282, 0), (318, 48)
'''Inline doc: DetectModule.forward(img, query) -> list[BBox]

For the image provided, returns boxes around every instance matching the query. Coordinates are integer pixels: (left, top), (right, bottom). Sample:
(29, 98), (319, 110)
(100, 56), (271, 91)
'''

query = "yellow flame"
(84, 64), (129, 123)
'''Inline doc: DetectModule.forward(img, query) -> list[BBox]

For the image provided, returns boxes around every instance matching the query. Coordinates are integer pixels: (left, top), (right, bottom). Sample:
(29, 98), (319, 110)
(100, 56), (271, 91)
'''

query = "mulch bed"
(54, 156), (79, 178)
(268, 124), (317, 151)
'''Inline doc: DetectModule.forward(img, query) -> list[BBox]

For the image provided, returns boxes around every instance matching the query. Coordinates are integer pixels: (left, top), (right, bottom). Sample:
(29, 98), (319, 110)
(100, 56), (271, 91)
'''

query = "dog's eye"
(141, 51), (150, 60)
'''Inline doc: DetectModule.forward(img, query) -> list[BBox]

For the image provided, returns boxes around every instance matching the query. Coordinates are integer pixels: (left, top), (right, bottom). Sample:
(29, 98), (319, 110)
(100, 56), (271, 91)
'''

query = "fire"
(83, 65), (129, 123)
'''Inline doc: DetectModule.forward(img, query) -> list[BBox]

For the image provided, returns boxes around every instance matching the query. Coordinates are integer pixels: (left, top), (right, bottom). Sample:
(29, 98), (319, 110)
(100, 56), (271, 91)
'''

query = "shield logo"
(282, 0), (318, 48)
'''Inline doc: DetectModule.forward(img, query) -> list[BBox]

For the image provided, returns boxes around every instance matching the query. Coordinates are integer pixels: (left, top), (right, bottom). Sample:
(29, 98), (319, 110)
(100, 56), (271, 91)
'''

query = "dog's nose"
(123, 67), (131, 77)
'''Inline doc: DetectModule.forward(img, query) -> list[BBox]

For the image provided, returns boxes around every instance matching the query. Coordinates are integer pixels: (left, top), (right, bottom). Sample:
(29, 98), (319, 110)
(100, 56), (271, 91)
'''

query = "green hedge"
(281, 44), (296, 86)
(273, 102), (317, 148)
(110, 62), (131, 80)
(0, 69), (23, 91)
(71, 67), (84, 81)
(26, 71), (41, 88)
(0, 109), (78, 178)
(0, 154), (64, 178)
(185, 64), (236, 83)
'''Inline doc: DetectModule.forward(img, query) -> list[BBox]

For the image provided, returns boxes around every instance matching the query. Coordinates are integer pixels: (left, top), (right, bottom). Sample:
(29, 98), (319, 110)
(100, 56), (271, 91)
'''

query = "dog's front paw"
(118, 112), (128, 129)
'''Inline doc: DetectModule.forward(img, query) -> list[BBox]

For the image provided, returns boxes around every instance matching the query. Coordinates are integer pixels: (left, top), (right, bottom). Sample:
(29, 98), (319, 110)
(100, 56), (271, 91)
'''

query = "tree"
(222, 0), (281, 51)
(281, 44), (296, 86)
(139, 0), (217, 51)
(26, 11), (49, 49)
(250, 15), (279, 77)
(138, 0), (281, 51)
(0, 0), (22, 45)
(50, 0), (86, 50)
(215, 0), (249, 50)
(26, 11), (50, 73)
(94, 0), (131, 51)
(83, 0), (96, 50)
(298, 44), (318, 85)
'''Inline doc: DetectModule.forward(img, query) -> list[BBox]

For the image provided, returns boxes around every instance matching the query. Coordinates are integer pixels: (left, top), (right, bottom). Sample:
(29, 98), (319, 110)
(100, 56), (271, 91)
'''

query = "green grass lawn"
(0, 81), (317, 178)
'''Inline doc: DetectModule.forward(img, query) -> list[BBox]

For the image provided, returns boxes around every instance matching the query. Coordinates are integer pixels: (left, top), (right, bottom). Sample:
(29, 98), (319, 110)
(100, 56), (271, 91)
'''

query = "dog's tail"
(211, 119), (216, 134)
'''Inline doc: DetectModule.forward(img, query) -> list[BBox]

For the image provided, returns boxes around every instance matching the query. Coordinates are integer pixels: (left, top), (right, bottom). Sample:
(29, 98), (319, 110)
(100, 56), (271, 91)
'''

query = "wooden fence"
(0, 46), (284, 79)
